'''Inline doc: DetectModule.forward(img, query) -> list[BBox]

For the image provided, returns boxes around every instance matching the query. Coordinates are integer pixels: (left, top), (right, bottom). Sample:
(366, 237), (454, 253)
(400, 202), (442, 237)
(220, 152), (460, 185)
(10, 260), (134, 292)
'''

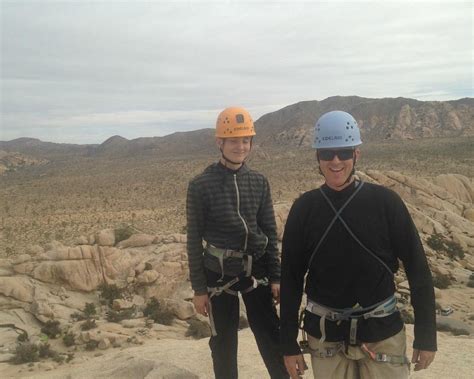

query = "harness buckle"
(376, 353), (389, 362)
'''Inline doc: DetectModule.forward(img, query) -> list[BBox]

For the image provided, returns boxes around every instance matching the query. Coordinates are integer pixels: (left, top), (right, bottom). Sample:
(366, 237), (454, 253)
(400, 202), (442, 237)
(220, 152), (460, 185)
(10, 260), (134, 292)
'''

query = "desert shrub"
(12, 343), (39, 364)
(38, 342), (64, 363)
(445, 240), (465, 260)
(185, 318), (211, 339)
(98, 283), (123, 306)
(52, 353), (66, 364)
(427, 233), (465, 260)
(38, 342), (53, 358)
(70, 312), (86, 321)
(114, 225), (134, 243)
(106, 308), (135, 323)
(80, 319), (97, 331)
(144, 262), (153, 271)
(41, 320), (61, 339)
(432, 273), (452, 289)
(85, 340), (99, 351)
(467, 280), (474, 288)
(143, 297), (160, 318)
(143, 297), (174, 325)
(17, 331), (28, 342)
(427, 234), (444, 251)
(83, 303), (97, 318)
(63, 331), (76, 347)
(155, 309), (175, 326)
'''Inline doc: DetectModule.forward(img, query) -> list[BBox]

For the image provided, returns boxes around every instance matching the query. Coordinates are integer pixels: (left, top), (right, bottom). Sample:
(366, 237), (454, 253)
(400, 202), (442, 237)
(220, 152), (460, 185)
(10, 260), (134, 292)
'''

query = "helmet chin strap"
(220, 149), (243, 166)
(218, 138), (253, 168)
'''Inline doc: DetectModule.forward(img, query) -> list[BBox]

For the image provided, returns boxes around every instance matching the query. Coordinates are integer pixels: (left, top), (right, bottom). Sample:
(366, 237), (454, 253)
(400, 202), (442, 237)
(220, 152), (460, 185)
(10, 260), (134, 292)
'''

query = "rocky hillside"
(0, 150), (48, 175)
(0, 130), (215, 160)
(0, 170), (473, 377)
(1, 96), (472, 160)
(255, 96), (474, 147)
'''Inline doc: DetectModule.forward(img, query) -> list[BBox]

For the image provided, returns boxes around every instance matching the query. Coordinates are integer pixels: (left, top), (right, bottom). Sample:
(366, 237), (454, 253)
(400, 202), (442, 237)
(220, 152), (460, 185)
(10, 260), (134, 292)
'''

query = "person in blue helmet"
(279, 110), (437, 379)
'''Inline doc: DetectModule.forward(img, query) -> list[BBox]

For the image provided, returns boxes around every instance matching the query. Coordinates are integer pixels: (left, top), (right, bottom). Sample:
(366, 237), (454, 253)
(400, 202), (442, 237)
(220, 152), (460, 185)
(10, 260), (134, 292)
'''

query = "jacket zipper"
(233, 173), (249, 252)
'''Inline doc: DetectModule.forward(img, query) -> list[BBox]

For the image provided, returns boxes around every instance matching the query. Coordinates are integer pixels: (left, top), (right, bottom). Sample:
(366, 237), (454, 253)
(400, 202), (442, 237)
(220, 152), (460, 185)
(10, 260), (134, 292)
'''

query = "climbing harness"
(299, 336), (409, 366)
(305, 295), (398, 345)
(360, 343), (410, 365)
(205, 244), (252, 281)
(299, 180), (404, 357)
(205, 244), (269, 336)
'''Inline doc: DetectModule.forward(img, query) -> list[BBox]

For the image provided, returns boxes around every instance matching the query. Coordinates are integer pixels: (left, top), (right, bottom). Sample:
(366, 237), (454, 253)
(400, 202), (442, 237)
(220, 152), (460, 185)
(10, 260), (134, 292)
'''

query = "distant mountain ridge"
(1, 96), (472, 158)
(254, 96), (474, 147)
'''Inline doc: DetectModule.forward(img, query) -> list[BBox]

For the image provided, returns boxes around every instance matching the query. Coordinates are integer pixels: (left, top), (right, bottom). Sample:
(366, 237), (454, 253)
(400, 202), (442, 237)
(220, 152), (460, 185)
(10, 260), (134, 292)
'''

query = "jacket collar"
(216, 161), (250, 175)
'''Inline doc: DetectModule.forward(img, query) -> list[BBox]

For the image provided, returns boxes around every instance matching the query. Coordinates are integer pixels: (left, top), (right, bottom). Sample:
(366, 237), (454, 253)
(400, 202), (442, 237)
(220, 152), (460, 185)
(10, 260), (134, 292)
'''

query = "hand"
(411, 349), (436, 371)
(193, 294), (209, 317)
(284, 354), (307, 379)
(271, 283), (281, 305)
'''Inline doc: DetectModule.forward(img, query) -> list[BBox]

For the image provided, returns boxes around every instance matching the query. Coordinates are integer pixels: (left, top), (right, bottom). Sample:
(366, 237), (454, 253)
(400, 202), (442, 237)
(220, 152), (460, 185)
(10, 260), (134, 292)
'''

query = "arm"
(186, 180), (208, 296)
(257, 177), (281, 285)
(388, 191), (437, 355)
(280, 198), (308, 356)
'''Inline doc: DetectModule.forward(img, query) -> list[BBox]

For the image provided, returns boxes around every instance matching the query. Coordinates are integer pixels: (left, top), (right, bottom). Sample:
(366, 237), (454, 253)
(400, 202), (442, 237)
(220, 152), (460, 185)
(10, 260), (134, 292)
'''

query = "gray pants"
(308, 328), (410, 379)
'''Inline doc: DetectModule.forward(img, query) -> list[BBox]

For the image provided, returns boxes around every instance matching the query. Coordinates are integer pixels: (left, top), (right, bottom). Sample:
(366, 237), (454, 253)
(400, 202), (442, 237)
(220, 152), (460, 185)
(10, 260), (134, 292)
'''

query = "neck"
(219, 157), (243, 171)
(326, 175), (355, 191)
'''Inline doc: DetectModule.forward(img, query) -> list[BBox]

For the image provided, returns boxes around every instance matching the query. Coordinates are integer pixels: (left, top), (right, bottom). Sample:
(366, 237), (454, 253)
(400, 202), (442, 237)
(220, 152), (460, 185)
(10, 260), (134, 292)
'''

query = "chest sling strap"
(302, 181), (398, 346)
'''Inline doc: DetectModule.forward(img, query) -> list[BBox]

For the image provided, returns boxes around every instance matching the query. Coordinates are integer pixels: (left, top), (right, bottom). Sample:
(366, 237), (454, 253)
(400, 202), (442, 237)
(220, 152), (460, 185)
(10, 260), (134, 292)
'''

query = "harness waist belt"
(204, 244), (252, 281)
(306, 295), (398, 345)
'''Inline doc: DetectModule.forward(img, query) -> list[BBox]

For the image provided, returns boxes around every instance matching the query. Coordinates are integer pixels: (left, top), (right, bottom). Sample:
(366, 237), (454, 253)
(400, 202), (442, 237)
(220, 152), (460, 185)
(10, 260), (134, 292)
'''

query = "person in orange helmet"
(186, 107), (288, 378)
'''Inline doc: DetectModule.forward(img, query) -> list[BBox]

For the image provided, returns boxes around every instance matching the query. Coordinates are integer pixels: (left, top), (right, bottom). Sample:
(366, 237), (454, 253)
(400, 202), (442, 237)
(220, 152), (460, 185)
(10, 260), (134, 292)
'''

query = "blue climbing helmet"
(313, 110), (362, 149)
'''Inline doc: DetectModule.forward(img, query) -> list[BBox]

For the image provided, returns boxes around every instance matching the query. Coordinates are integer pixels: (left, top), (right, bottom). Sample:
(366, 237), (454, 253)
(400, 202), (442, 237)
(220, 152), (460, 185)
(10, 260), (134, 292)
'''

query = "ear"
(354, 148), (361, 160)
(215, 138), (224, 148)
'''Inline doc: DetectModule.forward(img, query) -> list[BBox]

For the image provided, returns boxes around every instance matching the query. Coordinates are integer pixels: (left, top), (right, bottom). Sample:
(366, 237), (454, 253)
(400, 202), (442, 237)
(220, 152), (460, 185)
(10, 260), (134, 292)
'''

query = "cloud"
(1, 1), (472, 143)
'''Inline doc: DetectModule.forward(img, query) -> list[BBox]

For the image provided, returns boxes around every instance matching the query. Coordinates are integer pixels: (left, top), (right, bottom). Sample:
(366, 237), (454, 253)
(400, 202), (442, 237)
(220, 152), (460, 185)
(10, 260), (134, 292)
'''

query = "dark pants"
(207, 270), (289, 379)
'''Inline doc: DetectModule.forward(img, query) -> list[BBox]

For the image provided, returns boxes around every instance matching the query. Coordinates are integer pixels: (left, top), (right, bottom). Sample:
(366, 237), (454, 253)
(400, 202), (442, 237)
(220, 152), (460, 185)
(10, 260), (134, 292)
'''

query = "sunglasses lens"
(318, 150), (335, 161)
(337, 150), (354, 160)
(318, 149), (353, 161)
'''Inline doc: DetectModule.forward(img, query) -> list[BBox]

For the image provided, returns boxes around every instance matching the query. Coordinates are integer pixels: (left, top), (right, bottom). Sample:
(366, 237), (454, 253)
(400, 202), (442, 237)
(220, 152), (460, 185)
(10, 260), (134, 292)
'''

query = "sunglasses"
(317, 149), (354, 161)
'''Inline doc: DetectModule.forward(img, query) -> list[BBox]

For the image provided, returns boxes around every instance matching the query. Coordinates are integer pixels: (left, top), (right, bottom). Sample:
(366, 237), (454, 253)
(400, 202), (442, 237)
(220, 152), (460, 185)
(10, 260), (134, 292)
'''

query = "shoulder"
(189, 164), (219, 187)
(364, 181), (400, 196)
(291, 188), (320, 210)
(360, 181), (406, 208)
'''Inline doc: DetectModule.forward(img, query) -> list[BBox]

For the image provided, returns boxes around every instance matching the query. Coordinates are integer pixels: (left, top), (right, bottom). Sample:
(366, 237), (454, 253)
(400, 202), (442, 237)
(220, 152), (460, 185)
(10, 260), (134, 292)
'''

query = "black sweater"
(186, 162), (281, 295)
(280, 181), (437, 355)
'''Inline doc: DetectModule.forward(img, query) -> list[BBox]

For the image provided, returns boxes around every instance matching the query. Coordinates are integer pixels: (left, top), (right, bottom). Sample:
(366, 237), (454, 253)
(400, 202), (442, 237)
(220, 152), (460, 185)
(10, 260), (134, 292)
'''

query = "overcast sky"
(1, 0), (472, 144)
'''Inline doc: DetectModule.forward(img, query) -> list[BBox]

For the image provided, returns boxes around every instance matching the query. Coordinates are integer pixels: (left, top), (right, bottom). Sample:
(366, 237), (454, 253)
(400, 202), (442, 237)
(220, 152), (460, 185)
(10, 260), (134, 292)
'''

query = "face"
(317, 148), (360, 191)
(217, 136), (252, 167)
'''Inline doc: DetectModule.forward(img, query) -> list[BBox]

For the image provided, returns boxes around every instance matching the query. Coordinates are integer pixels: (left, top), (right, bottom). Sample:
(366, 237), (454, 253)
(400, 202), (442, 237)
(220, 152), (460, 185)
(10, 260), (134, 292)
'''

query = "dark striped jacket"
(186, 162), (281, 295)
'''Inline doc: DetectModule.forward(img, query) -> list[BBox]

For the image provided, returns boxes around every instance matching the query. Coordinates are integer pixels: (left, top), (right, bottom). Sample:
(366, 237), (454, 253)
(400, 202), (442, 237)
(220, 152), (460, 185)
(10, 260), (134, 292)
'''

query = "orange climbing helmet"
(215, 107), (256, 138)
